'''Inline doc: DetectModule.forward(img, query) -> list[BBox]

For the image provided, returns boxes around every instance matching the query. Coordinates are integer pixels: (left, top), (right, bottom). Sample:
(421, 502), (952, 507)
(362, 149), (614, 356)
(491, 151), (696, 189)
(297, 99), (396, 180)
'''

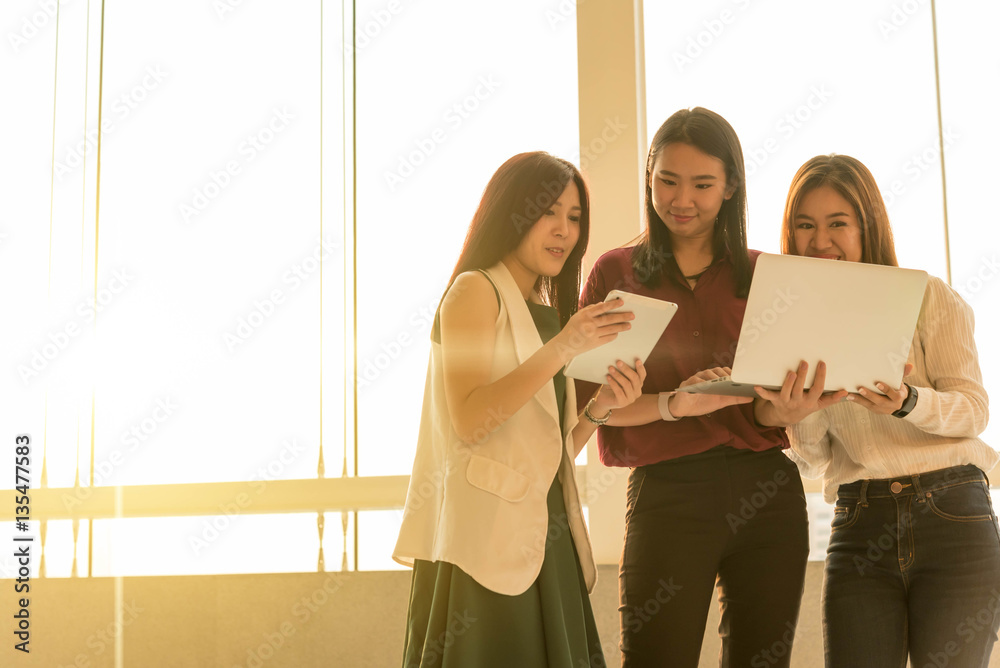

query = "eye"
(658, 178), (676, 186)
(569, 215), (581, 223)
(795, 222), (814, 230)
(830, 220), (847, 228)
(543, 209), (555, 216)
(695, 184), (712, 190)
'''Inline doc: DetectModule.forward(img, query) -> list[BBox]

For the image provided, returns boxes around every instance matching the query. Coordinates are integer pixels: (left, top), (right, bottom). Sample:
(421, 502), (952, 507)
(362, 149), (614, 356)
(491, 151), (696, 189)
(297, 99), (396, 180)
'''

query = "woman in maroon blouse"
(576, 108), (809, 667)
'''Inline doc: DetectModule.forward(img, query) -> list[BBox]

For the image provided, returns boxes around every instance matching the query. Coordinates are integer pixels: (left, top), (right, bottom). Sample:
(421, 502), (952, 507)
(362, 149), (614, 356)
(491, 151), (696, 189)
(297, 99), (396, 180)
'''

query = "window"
(643, 0), (1000, 558)
(4, 0), (580, 577)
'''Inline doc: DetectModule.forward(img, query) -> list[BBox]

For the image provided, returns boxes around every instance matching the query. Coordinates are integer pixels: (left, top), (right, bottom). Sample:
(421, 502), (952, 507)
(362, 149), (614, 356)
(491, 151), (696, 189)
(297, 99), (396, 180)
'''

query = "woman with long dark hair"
(770, 154), (1000, 667)
(394, 151), (646, 667)
(577, 108), (813, 667)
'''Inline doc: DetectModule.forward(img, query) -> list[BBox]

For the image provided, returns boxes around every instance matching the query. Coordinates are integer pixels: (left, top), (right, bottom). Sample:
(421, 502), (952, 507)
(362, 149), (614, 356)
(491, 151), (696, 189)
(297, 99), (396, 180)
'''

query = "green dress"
(402, 301), (604, 667)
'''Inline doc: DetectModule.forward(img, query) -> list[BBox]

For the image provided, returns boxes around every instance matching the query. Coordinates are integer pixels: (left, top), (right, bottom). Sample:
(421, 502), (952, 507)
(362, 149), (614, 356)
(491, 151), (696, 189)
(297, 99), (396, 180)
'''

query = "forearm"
(570, 417), (598, 457)
(454, 338), (568, 442)
(903, 384), (989, 438)
(570, 393), (660, 455)
(605, 393), (662, 427)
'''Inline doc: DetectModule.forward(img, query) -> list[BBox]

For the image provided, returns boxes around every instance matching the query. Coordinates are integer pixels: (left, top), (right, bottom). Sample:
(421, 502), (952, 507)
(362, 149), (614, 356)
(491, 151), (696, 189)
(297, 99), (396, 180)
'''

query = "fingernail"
(846, 395), (855, 401)
(876, 383), (885, 391)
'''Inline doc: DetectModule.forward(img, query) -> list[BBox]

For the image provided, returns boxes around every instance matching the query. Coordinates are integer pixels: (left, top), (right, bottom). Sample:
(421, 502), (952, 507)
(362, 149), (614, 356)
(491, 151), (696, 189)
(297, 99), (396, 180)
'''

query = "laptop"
(676, 253), (928, 397)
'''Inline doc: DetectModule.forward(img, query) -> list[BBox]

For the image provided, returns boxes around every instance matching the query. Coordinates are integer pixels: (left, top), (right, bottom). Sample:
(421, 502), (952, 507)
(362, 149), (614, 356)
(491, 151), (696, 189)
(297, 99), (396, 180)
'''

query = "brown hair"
(446, 151), (589, 326)
(781, 154), (898, 267)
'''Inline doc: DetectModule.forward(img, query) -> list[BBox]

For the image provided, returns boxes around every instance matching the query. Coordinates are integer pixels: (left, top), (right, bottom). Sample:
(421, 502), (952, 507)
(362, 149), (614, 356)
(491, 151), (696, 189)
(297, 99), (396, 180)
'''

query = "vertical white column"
(576, 0), (647, 564)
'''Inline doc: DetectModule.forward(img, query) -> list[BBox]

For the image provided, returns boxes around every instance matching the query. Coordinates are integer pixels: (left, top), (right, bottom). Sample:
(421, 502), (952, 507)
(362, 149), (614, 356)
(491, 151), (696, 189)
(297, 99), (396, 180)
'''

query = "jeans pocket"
(925, 480), (994, 522)
(831, 501), (861, 531)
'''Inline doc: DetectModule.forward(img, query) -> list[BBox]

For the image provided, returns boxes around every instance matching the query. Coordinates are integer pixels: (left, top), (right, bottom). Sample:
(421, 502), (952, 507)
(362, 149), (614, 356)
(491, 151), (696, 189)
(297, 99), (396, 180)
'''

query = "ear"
(724, 181), (737, 201)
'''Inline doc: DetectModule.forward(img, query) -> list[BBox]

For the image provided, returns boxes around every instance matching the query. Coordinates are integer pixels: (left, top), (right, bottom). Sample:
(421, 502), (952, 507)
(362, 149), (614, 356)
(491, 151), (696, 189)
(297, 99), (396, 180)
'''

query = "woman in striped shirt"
(761, 153), (1000, 668)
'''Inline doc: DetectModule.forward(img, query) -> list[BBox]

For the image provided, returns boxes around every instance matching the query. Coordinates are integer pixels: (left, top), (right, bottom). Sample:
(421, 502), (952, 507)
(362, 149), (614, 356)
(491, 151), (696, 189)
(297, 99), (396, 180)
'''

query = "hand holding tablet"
(563, 290), (678, 385)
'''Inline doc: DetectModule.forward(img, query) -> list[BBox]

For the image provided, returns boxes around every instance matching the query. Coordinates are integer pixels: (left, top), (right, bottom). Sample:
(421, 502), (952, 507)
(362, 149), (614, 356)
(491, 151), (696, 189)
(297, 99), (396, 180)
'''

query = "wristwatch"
(891, 383), (918, 418)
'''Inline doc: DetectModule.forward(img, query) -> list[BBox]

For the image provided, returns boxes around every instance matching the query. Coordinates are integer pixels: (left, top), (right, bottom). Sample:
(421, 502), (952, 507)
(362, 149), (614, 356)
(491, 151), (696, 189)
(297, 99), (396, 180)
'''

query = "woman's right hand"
(553, 298), (634, 363)
(668, 366), (754, 417)
(754, 360), (848, 426)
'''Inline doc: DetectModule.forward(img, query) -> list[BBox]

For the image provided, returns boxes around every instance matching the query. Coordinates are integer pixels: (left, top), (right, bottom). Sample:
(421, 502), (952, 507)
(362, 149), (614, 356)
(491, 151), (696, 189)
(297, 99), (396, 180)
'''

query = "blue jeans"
(824, 464), (1000, 668)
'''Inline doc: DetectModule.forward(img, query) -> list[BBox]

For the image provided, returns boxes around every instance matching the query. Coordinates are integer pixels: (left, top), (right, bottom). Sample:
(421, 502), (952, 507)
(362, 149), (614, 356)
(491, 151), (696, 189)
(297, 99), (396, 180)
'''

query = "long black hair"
(445, 152), (590, 326)
(632, 107), (752, 297)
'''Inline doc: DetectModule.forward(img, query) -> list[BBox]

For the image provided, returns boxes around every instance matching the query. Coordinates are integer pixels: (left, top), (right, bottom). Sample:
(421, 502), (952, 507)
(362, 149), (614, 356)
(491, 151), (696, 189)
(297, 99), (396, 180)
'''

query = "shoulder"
(745, 248), (765, 270)
(591, 246), (637, 275)
(442, 271), (501, 322)
(923, 273), (971, 311)
(924, 273), (963, 300)
(918, 273), (974, 330)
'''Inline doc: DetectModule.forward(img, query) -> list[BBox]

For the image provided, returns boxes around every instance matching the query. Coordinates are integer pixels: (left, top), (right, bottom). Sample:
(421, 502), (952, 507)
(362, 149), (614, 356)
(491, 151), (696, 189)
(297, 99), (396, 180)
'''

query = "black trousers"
(619, 445), (810, 668)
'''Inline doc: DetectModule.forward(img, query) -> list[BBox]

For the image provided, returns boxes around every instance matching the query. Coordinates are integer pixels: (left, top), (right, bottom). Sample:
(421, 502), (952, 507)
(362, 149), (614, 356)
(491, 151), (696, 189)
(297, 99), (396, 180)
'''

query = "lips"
(546, 247), (565, 258)
(670, 213), (694, 223)
(807, 253), (841, 260)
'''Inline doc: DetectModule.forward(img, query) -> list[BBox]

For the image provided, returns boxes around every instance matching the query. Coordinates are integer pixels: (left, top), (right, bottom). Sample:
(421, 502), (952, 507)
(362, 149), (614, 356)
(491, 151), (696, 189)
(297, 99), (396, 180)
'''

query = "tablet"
(563, 290), (678, 385)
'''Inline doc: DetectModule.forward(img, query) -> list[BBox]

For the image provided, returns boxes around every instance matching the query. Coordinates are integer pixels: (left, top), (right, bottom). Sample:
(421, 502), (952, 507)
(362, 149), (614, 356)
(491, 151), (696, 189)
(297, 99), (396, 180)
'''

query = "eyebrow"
(658, 170), (718, 181)
(794, 211), (851, 220)
(551, 201), (582, 211)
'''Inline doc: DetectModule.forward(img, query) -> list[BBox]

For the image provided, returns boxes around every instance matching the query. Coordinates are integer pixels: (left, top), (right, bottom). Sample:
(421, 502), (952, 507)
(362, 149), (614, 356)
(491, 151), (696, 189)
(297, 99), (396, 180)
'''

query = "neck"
(670, 233), (714, 262)
(501, 257), (538, 299)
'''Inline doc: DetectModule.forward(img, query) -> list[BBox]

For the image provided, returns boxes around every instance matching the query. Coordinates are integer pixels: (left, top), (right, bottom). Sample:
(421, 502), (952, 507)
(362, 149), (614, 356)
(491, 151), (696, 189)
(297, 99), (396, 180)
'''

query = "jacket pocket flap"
(466, 455), (531, 502)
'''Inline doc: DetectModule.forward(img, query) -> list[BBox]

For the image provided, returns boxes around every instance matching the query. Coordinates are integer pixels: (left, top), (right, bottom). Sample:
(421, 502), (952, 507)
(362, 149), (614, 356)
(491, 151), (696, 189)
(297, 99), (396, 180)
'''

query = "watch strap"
(891, 383), (918, 418)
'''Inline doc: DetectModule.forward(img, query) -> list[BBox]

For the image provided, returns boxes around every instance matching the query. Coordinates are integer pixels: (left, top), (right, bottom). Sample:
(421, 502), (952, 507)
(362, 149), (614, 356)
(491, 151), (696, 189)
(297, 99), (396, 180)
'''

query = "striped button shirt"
(786, 275), (997, 503)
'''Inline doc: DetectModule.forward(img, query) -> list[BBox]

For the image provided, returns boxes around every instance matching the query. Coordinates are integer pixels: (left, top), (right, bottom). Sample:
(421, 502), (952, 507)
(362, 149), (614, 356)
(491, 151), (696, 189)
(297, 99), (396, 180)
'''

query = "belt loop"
(912, 473), (926, 503)
(859, 480), (869, 508)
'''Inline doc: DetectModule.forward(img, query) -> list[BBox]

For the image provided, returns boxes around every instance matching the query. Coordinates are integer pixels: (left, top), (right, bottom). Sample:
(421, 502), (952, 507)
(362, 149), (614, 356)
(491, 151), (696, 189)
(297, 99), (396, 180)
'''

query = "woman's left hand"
(591, 359), (647, 414)
(848, 363), (914, 414)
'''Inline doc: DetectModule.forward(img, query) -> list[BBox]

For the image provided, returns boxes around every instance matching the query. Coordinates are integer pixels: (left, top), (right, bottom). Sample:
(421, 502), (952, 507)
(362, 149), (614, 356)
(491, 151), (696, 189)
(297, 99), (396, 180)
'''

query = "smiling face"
(792, 185), (864, 262)
(505, 180), (581, 284)
(649, 142), (734, 243)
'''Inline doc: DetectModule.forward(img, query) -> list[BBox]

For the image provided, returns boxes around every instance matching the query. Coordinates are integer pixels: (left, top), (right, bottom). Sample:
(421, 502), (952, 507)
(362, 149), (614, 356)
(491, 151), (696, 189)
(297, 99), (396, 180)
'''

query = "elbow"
(452, 419), (488, 446)
(960, 391), (990, 437)
(973, 398), (990, 437)
(452, 408), (509, 446)
(786, 449), (829, 480)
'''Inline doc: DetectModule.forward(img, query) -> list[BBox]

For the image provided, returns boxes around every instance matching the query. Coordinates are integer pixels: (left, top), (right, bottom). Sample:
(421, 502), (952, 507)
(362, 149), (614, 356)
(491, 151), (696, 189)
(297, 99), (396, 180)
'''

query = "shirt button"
(693, 331), (700, 337)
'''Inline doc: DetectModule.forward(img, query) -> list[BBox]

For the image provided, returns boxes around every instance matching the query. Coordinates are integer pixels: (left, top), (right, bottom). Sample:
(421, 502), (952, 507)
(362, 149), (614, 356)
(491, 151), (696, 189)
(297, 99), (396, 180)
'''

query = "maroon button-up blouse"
(575, 246), (788, 467)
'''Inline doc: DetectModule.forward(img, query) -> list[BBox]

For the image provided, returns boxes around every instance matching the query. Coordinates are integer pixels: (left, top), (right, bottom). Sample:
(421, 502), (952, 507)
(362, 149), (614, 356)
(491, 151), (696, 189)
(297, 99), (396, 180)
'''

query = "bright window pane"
(355, 1), (580, 475)
(936, 0), (1000, 449)
(89, 512), (350, 576)
(90, 1), (326, 486)
(643, 0), (946, 276)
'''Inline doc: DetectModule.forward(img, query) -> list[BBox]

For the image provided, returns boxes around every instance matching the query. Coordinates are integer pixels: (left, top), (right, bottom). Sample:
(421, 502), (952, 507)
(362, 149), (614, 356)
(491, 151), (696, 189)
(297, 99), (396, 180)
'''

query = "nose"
(552, 212), (569, 238)
(672, 183), (694, 209)
(812, 225), (831, 249)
